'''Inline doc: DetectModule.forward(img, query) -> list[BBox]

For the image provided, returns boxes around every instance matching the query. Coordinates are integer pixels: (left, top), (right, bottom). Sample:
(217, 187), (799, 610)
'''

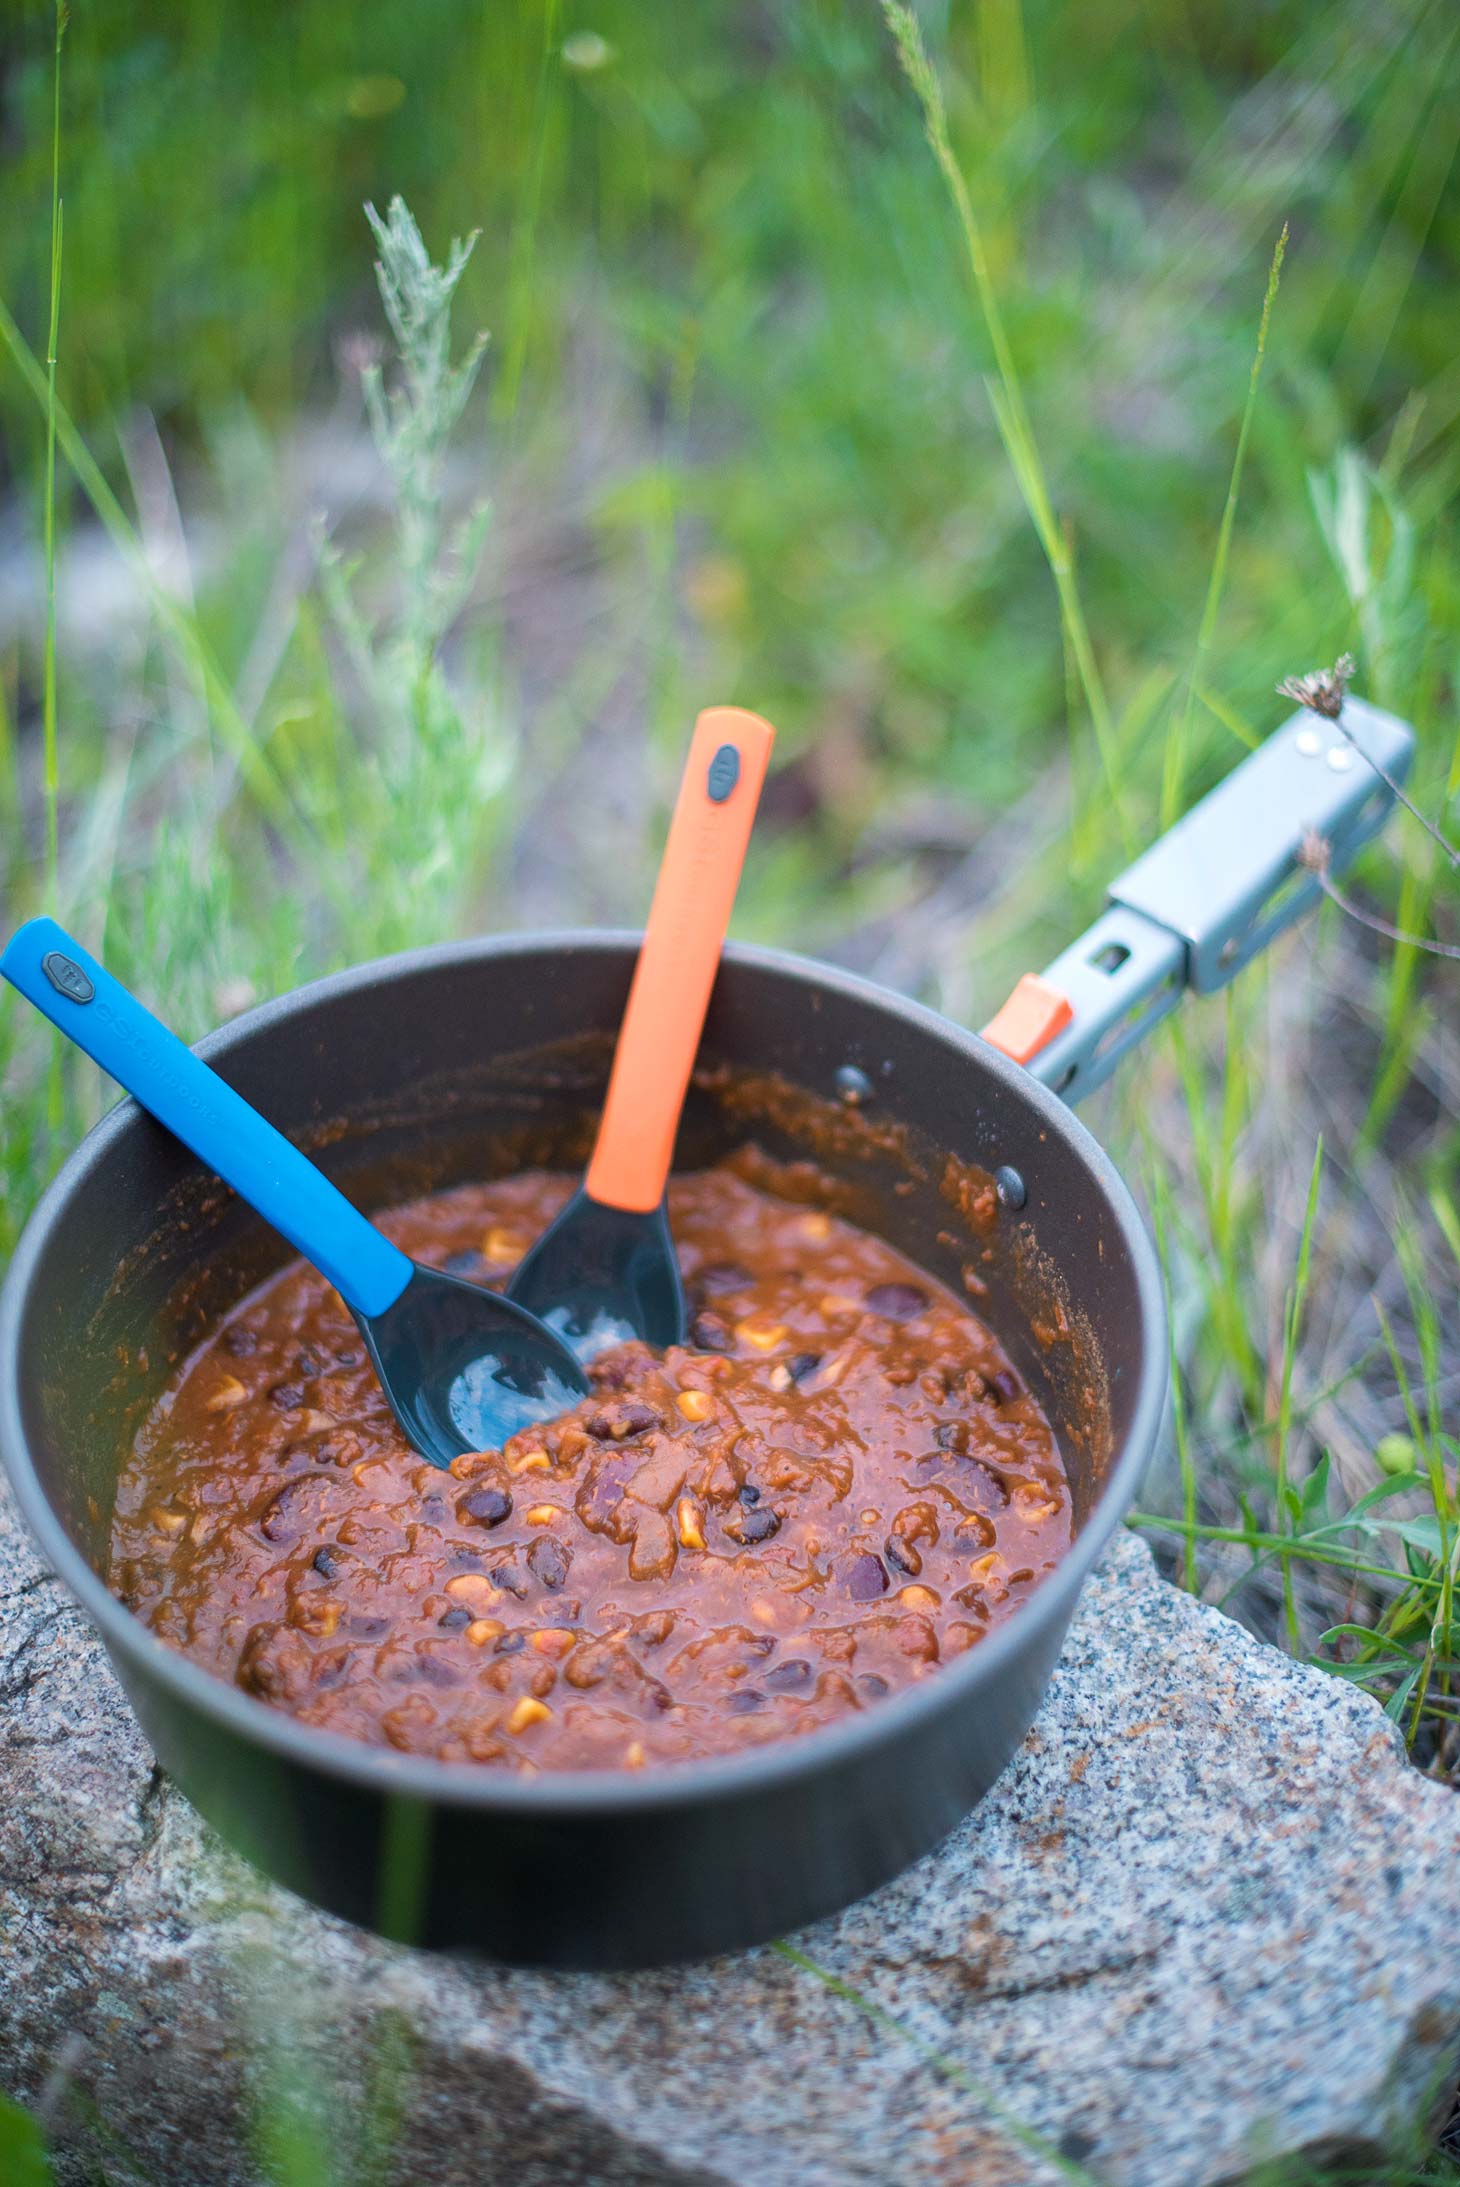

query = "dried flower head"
(1276, 654), (1356, 720)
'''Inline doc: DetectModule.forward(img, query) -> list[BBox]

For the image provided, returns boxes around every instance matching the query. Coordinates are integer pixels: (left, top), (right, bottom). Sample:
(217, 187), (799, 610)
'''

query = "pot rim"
(0, 930), (1169, 1818)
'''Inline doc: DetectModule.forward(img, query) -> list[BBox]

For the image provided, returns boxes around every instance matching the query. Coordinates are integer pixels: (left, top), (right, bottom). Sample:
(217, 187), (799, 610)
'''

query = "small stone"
(458, 1488), (512, 1529)
(846, 1553), (888, 1601)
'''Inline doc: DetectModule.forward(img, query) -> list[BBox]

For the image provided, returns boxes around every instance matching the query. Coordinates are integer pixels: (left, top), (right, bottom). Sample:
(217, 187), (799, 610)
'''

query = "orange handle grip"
(585, 706), (776, 1213)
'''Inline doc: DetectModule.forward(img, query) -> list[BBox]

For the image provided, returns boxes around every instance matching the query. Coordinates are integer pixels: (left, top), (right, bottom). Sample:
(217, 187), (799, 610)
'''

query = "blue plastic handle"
(1, 917), (412, 1319)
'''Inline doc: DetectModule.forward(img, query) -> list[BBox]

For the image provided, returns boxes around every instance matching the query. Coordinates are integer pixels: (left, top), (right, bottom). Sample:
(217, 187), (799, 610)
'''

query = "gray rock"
(2, 1476), (1457, 2187)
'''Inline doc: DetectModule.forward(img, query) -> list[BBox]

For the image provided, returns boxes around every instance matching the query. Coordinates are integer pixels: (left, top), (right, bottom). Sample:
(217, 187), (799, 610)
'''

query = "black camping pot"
(0, 701), (1413, 1968)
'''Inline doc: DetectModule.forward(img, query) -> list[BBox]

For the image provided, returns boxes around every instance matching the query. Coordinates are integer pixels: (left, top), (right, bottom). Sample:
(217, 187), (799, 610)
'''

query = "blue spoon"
(1, 918), (587, 1467)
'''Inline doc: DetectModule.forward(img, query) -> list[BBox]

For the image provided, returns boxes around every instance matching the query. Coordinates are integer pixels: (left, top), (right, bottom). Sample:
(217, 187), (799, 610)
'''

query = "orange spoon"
(508, 705), (775, 1357)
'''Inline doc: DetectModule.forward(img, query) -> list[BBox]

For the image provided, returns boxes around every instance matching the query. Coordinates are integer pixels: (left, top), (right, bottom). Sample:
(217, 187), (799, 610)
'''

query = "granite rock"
(2, 1476), (1458, 2187)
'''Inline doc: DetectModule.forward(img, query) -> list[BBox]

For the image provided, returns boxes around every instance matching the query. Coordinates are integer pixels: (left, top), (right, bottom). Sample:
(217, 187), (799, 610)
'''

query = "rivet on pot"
(835, 1064), (873, 1107)
(994, 1165), (1027, 1211)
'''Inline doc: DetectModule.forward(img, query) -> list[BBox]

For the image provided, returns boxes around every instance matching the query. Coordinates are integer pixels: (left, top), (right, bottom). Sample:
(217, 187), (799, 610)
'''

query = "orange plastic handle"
(585, 706), (776, 1213)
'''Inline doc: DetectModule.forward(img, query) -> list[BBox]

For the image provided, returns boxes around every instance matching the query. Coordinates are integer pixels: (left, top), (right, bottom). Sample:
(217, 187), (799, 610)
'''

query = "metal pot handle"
(981, 696), (1417, 1104)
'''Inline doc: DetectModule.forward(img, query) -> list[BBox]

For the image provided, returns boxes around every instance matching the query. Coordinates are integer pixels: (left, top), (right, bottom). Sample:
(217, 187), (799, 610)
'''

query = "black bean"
(489, 1563), (529, 1599)
(739, 1507), (781, 1544)
(295, 1347), (327, 1377)
(738, 1483), (761, 1506)
(697, 1262), (753, 1295)
(726, 1689), (766, 1714)
(335, 1349), (360, 1368)
(438, 1607), (473, 1631)
(689, 1310), (734, 1354)
(222, 1325), (259, 1357)
(585, 1399), (660, 1441)
(847, 1552), (889, 1601)
(787, 1352), (823, 1384)
(765, 1657), (812, 1693)
(989, 1368), (1022, 1403)
(418, 1497), (448, 1525)
(527, 1537), (570, 1591)
(416, 1654), (460, 1689)
(885, 1534), (921, 1577)
(865, 1282), (928, 1321)
(312, 1545), (346, 1580)
(268, 1382), (306, 1411)
(494, 1630), (526, 1655)
(458, 1487), (512, 1529)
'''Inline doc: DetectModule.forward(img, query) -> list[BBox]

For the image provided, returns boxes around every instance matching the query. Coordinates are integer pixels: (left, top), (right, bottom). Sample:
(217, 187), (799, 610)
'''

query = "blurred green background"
(1, 1), (1459, 2173)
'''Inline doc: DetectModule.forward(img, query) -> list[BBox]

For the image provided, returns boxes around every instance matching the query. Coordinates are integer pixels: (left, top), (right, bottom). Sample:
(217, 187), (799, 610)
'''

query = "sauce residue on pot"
(109, 1160), (1071, 1771)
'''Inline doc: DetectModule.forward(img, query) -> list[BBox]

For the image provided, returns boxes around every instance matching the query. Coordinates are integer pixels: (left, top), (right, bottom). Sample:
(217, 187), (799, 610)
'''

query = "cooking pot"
(0, 700), (1413, 1967)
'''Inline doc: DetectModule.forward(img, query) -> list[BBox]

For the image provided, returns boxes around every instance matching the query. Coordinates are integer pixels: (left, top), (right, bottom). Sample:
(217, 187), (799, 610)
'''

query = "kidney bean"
(847, 1553), (888, 1601)
(528, 1536), (570, 1591)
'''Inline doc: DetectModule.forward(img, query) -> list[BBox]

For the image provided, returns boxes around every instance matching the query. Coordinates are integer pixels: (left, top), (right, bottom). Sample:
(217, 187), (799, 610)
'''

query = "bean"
(527, 1536), (570, 1591)
(221, 1324), (259, 1357)
(738, 1483), (761, 1506)
(989, 1368), (1022, 1403)
(268, 1382), (307, 1411)
(458, 1487), (512, 1529)
(438, 1606), (474, 1631)
(585, 1399), (661, 1442)
(765, 1657), (812, 1693)
(858, 1673), (890, 1698)
(689, 1311), (734, 1353)
(787, 1351), (823, 1384)
(726, 1689), (765, 1714)
(864, 1282), (928, 1321)
(494, 1630), (526, 1654)
(847, 1552), (889, 1601)
(312, 1544), (348, 1580)
(737, 1507), (781, 1545)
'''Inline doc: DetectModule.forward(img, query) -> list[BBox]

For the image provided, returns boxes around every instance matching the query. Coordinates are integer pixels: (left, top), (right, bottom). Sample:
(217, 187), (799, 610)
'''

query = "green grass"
(1, 0), (1458, 2179)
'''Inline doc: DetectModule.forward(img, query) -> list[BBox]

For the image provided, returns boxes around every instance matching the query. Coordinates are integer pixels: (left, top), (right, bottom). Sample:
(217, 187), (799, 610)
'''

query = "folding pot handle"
(982, 695), (1417, 1104)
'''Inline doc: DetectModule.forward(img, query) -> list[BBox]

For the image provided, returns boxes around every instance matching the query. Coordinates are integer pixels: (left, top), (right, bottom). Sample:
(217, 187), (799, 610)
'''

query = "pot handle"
(981, 695), (1416, 1104)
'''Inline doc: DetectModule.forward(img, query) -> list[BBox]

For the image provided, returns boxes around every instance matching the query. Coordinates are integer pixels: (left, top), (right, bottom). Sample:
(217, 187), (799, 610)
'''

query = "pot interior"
(9, 941), (1149, 1585)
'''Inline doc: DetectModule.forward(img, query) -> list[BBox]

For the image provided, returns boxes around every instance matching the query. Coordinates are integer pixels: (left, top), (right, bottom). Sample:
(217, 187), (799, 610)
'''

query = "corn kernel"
(531, 1627), (577, 1658)
(624, 1741), (646, 1769)
(482, 1226), (529, 1266)
(449, 1449), (496, 1480)
(445, 1572), (496, 1608)
(736, 1318), (787, 1352)
(294, 1598), (342, 1637)
(766, 1365), (792, 1393)
(798, 1212), (832, 1242)
(151, 1507), (186, 1536)
(968, 1552), (1008, 1587)
(465, 1618), (504, 1646)
(525, 1503), (559, 1526)
(1012, 1485), (1060, 1524)
(677, 1498), (707, 1552)
(508, 1446), (551, 1475)
(206, 1375), (248, 1413)
(898, 1585), (940, 1610)
(506, 1695), (552, 1735)
(818, 1294), (860, 1318)
(676, 1387), (714, 1422)
(859, 1509), (879, 1526)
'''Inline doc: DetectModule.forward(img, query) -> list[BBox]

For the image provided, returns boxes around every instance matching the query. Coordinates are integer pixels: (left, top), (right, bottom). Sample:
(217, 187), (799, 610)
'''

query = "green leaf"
(0, 2095), (54, 2187)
